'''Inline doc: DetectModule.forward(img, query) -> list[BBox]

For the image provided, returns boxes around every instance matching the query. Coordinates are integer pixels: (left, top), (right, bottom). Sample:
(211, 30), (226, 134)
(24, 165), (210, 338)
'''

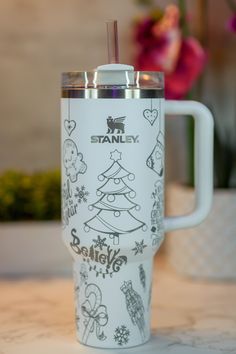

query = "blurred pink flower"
(227, 13), (236, 32)
(134, 5), (206, 99)
(135, 17), (158, 48)
(152, 4), (180, 36)
(165, 38), (206, 99)
(136, 37), (206, 99)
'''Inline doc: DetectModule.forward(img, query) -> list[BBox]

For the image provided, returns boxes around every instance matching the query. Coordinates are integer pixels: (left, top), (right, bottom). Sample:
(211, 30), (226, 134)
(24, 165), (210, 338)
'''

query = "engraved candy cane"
(81, 283), (108, 344)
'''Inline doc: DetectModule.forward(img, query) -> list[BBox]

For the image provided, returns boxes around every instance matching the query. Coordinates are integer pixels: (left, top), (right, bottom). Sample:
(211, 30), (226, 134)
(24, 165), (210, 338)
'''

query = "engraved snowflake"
(114, 325), (130, 346)
(92, 235), (107, 250)
(74, 185), (89, 203)
(132, 239), (147, 255)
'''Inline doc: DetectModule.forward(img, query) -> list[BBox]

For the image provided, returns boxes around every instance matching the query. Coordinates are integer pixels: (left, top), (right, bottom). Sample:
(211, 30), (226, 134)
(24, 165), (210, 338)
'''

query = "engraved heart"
(64, 119), (76, 136)
(143, 109), (158, 126)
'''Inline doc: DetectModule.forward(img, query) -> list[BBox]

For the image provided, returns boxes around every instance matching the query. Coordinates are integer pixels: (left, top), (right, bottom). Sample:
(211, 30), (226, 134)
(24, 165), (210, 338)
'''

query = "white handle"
(164, 100), (214, 232)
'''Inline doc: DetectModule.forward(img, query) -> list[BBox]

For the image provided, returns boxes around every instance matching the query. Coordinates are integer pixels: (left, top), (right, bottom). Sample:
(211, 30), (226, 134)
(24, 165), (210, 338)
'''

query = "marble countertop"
(1, 256), (236, 354)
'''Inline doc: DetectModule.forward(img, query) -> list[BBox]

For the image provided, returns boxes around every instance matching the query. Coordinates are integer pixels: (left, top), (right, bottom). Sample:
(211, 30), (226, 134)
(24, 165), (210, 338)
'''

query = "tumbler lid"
(62, 21), (164, 95)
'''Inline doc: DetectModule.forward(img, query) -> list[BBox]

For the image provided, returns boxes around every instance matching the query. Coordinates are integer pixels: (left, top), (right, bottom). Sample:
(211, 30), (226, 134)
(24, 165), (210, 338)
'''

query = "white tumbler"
(61, 18), (213, 349)
(61, 64), (213, 348)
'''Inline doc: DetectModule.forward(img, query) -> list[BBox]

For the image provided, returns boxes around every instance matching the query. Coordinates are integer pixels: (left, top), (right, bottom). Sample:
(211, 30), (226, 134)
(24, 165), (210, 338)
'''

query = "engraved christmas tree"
(84, 149), (146, 245)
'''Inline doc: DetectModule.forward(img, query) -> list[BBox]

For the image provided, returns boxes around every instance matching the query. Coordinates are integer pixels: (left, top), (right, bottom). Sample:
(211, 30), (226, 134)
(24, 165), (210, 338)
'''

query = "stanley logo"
(91, 115), (139, 144)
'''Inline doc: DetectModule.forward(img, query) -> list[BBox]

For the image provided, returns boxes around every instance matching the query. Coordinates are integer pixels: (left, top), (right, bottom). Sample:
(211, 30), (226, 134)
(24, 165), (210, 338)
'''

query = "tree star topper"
(110, 149), (122, 161)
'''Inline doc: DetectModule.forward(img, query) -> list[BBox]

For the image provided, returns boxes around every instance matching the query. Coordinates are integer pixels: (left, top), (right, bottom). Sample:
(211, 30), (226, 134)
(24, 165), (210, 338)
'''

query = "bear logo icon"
(106, 116), (126, 134)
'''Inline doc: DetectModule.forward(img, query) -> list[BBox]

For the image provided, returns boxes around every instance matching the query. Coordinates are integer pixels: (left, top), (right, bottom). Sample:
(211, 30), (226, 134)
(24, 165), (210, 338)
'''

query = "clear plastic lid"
(62, 71), (164, 99)
(62, 71), (164, 89)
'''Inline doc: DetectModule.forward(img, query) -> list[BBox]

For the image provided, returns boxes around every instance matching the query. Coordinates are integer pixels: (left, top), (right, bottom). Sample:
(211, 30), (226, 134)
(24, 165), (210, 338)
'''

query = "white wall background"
(0, 0), (235, 182)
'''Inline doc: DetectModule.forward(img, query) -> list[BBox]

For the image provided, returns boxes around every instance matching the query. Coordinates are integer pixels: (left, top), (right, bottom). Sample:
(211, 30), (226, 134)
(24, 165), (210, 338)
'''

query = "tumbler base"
(73, 257), (153, 349)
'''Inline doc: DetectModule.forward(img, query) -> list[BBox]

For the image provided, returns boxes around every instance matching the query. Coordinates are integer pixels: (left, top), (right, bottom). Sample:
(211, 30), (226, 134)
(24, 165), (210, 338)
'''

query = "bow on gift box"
(81, 284), (108, 344)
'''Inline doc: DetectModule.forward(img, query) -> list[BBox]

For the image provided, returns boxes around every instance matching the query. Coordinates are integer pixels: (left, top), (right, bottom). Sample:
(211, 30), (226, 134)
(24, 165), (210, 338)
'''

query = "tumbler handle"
(164, 100), (214, 232)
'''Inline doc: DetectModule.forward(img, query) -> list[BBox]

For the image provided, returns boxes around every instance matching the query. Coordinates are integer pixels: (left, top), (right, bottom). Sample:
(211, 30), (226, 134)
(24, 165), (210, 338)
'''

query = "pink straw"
(106, 20), (119, 64)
